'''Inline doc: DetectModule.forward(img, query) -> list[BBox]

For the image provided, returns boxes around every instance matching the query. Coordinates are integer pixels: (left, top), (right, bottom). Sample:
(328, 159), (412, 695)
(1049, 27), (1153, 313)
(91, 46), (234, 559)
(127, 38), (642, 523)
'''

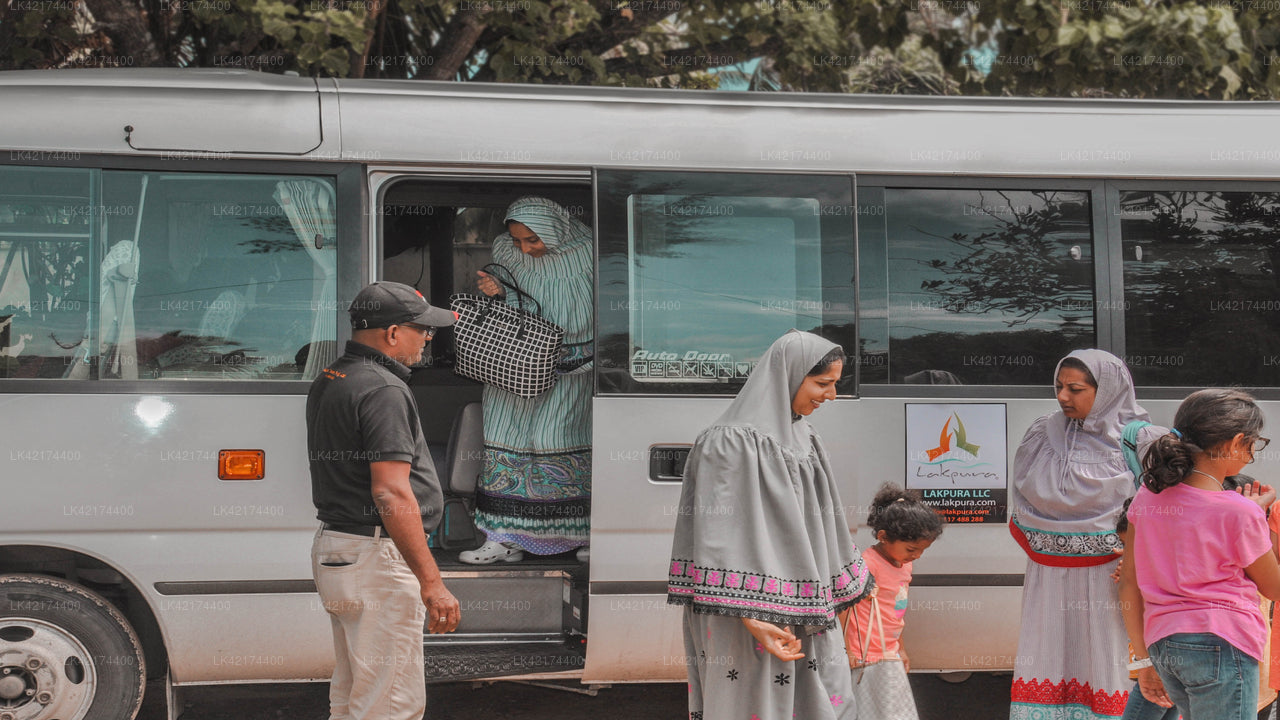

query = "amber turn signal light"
(218, 450), (265, 480)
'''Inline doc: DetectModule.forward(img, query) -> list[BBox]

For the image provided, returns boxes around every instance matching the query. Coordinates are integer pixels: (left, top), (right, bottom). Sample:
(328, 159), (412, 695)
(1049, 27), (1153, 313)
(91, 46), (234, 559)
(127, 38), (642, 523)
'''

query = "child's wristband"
(1127, 657), (1154, 672)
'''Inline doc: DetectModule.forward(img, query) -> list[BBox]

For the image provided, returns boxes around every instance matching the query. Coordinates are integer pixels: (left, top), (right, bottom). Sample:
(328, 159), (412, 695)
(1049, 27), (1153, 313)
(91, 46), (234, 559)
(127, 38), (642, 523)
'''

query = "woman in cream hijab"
(1008, 349), (1159, 720)
(668, 330), (872, 720)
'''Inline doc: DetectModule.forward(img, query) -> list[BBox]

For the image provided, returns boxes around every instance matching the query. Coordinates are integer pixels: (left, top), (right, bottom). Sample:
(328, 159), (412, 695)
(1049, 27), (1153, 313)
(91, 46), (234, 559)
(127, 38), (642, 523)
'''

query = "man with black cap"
(306, 281), (459, 720)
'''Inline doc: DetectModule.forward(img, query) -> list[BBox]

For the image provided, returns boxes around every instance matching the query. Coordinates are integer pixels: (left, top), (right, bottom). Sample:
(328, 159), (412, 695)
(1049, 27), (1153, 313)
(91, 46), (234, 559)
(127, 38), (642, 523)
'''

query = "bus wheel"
(0, 575), (145, 720)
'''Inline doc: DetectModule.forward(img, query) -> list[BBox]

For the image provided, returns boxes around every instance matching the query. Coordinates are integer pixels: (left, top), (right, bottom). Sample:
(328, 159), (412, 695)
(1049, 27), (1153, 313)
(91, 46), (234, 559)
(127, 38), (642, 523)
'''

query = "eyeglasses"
(399, 323), (436, 339)
(1252, 437), (1271, 453)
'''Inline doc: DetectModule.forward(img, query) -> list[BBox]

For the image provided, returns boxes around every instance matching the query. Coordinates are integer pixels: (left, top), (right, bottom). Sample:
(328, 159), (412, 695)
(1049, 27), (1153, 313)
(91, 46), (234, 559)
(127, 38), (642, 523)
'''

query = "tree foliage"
(1, 0), (1278, 98)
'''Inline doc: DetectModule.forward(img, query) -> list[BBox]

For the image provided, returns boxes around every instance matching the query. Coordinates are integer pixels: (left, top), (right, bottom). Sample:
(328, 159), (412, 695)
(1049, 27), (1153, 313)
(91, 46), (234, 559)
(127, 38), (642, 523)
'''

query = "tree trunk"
(348, 0), (385, 79)
(81, 0), (162, 66)
(421, 6), (489, 81)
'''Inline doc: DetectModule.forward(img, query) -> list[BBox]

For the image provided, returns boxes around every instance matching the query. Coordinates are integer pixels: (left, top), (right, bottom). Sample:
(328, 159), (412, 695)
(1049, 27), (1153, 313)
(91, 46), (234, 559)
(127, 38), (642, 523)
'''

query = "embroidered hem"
(667, 559), (872, 630)
(668, 559), (871, 612)
(668, 594), (840, 630)
(1010, 522), (1121, 567)
(1011, 677), (1127, 717)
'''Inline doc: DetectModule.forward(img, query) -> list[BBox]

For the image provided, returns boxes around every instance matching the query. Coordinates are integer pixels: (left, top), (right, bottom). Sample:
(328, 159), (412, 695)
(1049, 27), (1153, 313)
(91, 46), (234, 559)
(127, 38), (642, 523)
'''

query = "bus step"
(438, 567), (581, 636)
(423, 639), (585, 682)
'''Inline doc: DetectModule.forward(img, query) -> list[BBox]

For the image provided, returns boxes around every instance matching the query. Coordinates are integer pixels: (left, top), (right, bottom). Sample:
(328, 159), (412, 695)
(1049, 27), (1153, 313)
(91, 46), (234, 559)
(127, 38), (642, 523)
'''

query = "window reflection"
(1121, 190), (1280, 386)
(860, 187), (1095, 384)
(626, 194), (822, 380)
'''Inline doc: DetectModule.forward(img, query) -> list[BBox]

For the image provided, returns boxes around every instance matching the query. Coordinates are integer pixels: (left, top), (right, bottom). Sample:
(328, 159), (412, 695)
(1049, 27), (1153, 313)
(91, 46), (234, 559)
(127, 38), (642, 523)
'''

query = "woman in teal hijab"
(460, 196), (594, 564)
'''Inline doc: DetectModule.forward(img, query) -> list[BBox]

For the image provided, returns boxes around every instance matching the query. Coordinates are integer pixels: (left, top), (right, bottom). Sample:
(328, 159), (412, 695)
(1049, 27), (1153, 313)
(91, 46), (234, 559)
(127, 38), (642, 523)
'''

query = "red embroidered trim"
(1009, 522), (1120, 568)
(1012, 677), (1127, 716)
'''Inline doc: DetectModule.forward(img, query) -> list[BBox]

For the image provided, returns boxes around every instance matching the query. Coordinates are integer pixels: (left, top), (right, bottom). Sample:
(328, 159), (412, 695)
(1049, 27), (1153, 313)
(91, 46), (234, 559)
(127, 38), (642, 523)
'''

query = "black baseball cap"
(349, 282), (457, 330)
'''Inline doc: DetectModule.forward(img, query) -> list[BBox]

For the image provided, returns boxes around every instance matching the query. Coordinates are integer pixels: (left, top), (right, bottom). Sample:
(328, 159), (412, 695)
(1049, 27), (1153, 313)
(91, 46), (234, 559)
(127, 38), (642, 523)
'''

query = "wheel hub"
(0, 671), (27, 701)
(0, 663), (37, 709)
(0, 620), (95, 719)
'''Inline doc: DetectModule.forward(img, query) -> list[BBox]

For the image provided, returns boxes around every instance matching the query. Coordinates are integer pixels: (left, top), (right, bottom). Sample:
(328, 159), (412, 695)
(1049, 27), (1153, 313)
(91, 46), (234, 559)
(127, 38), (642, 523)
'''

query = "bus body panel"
(0, 393), (330, 682)
(0, 69), (1278, 176)
(0, 70), (325, 156)
(580, 594), (685, 683)
(0, 393), (312, 534)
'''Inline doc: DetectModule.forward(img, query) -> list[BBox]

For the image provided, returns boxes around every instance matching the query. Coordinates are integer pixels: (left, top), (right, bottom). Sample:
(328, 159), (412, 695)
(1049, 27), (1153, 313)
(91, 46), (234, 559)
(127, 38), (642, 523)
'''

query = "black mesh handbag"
(450, 264), (565, 398)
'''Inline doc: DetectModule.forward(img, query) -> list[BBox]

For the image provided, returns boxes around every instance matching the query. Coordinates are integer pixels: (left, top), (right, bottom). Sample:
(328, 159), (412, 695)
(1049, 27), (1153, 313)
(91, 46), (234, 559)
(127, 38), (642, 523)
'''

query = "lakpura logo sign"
(925, 412), (981, 462)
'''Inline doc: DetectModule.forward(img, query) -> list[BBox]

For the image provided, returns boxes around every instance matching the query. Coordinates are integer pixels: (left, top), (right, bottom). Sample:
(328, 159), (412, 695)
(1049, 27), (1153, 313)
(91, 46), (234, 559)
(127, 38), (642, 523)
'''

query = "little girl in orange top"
(842, 484), (945, 720)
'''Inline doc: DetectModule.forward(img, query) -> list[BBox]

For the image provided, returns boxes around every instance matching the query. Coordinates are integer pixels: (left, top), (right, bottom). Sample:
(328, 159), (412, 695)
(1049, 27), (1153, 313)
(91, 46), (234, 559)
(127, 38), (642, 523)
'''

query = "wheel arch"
(0, 543), (170, 684)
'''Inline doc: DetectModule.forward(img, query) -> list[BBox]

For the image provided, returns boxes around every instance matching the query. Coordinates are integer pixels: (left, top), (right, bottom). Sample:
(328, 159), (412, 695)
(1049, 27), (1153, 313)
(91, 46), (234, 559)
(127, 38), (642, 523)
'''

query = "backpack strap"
(1121, 420), (1152, 489)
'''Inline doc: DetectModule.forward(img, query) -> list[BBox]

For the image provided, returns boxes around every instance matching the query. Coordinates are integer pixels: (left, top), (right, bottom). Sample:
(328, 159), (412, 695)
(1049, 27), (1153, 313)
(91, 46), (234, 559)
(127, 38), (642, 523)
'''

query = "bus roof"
(2, 68), (1279, 178)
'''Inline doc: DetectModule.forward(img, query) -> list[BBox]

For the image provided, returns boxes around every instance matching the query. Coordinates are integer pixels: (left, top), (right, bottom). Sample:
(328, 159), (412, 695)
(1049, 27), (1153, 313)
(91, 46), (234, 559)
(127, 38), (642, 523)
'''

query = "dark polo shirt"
(306, 341), (442, 533)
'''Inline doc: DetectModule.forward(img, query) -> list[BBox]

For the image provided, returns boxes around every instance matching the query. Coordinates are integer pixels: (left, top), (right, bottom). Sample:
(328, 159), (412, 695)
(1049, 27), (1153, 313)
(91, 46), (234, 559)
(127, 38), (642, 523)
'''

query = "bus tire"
(0, 574), (145, 720)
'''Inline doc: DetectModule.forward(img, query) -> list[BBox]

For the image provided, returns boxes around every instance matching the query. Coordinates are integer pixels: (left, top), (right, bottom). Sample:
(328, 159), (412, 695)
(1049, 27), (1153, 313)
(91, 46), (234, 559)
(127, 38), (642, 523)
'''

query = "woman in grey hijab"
(668, 330), (872, 720)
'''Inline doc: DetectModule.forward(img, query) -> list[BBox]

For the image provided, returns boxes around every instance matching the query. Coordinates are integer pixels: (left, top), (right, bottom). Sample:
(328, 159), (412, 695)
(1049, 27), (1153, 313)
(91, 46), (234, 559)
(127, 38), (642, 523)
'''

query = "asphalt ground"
(139, 672), (1016, 719)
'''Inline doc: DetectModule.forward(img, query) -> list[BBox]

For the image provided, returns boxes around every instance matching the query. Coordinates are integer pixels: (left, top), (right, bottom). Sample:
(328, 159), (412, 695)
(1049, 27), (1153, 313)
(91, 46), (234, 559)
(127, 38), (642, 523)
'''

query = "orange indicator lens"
(218, 450), (265, 480)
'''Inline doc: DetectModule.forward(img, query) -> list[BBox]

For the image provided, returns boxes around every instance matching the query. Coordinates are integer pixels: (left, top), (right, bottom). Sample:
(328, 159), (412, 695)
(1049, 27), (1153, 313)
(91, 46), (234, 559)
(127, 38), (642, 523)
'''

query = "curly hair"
(867, 483), (945, 543)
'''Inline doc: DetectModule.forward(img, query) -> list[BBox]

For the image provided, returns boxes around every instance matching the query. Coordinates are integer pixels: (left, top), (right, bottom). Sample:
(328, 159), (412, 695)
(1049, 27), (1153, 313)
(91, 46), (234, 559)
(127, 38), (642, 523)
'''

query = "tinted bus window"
(0, 166), (94, 379)
(110, 172), (339, 381)
(858, 187), (1095, 385)
(1121, 189), (1280, 386)
(0, 167), (339, 382)
(597, 171), (856, 394)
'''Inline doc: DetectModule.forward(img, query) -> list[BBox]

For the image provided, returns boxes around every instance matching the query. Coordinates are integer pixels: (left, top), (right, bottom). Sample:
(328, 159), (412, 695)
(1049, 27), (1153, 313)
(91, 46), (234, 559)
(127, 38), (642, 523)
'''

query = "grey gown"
(668, 330), (872, 720)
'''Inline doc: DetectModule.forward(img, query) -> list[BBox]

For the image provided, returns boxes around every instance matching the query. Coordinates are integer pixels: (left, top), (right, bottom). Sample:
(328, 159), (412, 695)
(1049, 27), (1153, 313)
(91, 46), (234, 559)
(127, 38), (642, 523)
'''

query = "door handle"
(649, 444), (692, 482)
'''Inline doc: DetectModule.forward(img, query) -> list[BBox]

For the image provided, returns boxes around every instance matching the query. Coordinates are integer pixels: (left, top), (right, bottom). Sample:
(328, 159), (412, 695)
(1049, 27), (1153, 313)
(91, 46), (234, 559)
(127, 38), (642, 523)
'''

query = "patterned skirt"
(475, 361), (592, 555)
(474, 447), (591, 555)
(1010, 561), (1130, 719)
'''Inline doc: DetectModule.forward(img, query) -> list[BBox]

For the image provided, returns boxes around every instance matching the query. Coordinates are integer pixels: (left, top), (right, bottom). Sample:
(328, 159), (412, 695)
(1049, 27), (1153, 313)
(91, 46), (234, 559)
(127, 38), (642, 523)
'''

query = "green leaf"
(1220, 65), (1242, 99)
(1086, 23), (1101, 46)
(1058, 25), (1084, 48)
(261, 18), (296, 42)
(1102, 18), (1124, 40)
(321, 48), (351, 76)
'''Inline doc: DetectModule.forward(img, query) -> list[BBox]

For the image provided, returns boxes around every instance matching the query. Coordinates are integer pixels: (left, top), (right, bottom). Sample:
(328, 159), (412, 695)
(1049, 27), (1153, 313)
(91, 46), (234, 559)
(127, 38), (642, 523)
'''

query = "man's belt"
(322, 522), (385, 537)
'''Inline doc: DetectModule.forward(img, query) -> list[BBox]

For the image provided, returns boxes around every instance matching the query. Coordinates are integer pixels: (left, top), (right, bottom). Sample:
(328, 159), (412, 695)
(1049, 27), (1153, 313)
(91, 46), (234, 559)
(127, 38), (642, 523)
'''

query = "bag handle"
(481, 263), (544, 317)
(854, 587), (896, 671)
(1121, 420), (1152, 489)
(870, 590), (895, 661)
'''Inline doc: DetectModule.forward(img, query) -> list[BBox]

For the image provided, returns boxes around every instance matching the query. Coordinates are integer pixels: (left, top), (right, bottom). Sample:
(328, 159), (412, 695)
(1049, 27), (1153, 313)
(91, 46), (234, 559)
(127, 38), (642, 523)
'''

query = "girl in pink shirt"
(1120, 389), (1280, 720)
(841, 484), (944, 720)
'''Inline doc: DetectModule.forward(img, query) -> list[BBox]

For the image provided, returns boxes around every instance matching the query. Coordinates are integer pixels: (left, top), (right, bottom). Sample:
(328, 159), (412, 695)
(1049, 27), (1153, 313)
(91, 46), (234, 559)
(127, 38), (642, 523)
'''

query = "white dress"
(1007, 350), (1158, 720)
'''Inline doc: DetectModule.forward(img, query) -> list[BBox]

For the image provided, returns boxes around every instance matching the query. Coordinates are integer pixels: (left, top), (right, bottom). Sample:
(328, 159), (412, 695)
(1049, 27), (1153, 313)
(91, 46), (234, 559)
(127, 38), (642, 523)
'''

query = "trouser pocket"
(312, 531), (377, 616)
(1159, 637), (1221, 689)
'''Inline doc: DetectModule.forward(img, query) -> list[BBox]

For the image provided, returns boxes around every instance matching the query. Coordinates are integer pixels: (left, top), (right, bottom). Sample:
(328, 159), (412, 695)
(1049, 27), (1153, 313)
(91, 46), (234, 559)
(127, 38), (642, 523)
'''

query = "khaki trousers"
(312, 527), (426, 720)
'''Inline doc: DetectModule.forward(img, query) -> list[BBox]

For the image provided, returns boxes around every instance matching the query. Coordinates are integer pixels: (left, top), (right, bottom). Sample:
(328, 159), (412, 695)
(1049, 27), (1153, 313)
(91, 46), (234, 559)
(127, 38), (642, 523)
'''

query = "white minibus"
(2, 68), (1278, 719)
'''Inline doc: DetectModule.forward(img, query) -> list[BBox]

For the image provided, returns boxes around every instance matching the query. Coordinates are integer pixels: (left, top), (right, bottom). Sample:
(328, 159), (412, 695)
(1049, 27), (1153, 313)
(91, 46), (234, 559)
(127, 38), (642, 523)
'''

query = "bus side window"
(101, 172), (340, 382)
(596, 170), (856, 395)
(0, 166), (95, 379)
(858, 186), (1096, 385)
(1120, 189), (1280, 387)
